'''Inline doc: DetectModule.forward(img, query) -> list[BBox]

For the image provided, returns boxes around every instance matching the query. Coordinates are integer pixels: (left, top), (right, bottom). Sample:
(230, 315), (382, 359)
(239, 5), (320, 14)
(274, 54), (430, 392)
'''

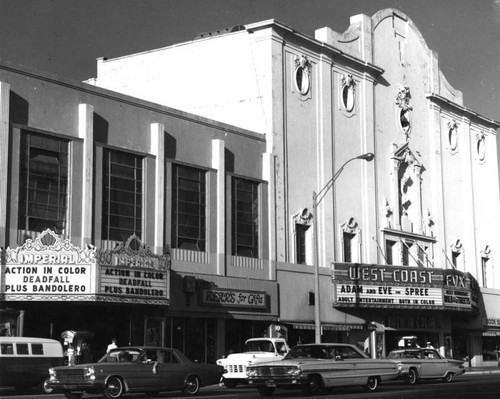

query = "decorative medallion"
(294, 55), (312, 95)
(447, 119), (459, 151)
(341, 74), (356, 112)
(476, 132), (486, 161)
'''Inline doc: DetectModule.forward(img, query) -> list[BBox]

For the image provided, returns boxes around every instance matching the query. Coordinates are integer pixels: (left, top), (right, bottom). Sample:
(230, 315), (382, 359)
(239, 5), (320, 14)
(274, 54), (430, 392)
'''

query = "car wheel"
(104, 376), (125, 399)
(183, 375), (200, 395)
(257, 386), (275, 397)
(302, 375), (323, 395)
(443, 372), (453, 383)
(223, 379), (238, 389)
(407, 368), (419, 385)
(63, 391), (83, 399)
(363, 376), (379, 392)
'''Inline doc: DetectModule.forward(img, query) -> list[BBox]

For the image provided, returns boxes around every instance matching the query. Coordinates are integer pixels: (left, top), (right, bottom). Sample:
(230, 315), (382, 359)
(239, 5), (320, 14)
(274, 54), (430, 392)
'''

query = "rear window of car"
(0, 343), (14, 354)
(31, 343), (44, 355)
(16, 343), (29, 355)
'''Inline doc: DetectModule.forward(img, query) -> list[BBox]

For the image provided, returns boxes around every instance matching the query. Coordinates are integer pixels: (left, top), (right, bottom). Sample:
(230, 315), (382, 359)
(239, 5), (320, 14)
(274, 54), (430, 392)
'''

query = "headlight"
(286, 367), (301, 376)
(85, 366), (95, 381)
(397, 363), (403, 372)
(246, 369), (257, 377)
(49, 368), (56, 382)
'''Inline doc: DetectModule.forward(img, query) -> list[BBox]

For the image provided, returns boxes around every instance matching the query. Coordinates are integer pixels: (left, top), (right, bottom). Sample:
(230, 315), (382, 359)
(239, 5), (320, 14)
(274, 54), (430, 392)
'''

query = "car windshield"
(285, 345), (367, 360)
(100, 349), (141, 363)
(244, 340), (275, 352)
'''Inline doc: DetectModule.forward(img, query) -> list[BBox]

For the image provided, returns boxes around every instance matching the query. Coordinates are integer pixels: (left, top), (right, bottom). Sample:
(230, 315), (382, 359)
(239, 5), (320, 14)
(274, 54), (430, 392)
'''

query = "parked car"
(0, 336), (64, 394)
(47, 346), (224, 399)
(246, 343), (402, 396)
(217, 337), (289, 388)
(387, 347), (465, 384)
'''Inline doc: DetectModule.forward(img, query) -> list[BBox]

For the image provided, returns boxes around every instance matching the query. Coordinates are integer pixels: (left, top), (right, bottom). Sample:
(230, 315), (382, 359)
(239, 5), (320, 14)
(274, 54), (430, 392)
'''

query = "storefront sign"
(333, 263), (476, 312)
(96, 234), (170, 305)
(2, 229), (95, 300)
(386, 315), (439, 329)
(484, 318), (500, 327)
(201, 288), (267, 309)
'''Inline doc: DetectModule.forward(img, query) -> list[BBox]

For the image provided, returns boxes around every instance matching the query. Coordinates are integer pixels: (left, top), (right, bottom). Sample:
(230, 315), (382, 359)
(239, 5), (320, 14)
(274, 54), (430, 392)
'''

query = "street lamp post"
(312, 152), (375, 343)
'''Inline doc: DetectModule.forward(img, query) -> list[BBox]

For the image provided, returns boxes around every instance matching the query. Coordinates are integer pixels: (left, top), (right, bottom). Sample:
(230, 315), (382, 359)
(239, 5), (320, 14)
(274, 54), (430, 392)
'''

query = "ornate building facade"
(87, 9), (500, 366)
(1, 9), (500, 367)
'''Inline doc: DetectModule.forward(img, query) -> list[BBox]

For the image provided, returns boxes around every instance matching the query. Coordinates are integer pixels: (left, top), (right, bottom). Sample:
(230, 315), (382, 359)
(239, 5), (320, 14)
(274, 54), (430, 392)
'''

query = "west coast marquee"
(333, 263), (478, 312)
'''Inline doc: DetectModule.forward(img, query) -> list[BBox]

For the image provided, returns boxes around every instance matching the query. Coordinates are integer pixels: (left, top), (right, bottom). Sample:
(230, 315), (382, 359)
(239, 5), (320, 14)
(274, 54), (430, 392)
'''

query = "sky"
(0, 0), (499, 123)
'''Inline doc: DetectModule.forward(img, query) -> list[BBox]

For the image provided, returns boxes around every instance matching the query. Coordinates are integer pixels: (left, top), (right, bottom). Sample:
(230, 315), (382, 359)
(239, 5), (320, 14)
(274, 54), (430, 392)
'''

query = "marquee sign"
(2, 229), (96, 301)
(1, 231), (171, 306)
(96, 234), (170, 305)
(333, 263), (477, 312)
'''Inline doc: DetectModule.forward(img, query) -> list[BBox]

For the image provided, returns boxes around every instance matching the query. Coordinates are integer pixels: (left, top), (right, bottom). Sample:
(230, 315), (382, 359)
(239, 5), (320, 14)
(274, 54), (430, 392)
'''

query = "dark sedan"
(47, 346), (224, 399)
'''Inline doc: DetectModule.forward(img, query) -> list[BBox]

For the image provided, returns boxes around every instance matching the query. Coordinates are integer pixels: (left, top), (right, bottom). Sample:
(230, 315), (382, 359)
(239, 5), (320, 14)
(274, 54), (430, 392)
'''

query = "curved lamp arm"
(314, 152), (374, 206)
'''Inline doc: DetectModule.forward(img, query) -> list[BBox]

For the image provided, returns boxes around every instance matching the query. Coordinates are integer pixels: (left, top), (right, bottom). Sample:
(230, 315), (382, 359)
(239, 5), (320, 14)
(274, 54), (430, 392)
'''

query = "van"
(0, 336), (64, 394)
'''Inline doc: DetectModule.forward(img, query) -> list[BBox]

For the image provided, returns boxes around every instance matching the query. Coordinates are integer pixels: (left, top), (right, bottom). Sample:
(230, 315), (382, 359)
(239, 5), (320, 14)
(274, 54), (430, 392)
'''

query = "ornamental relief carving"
(292, 208), (313, 226)
(450, 239), (464, 254)
(340, 73), (356, 113)
(294, 54), (312, 96)
(448, 120), (458, 152)
(340, 217), (360, 234)
(395, 84), (413, 140)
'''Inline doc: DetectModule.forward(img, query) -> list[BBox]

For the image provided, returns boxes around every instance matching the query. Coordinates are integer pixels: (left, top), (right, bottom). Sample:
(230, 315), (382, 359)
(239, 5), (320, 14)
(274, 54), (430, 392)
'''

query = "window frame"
(102, 148), (143, 242)
(171, 164), (207, 252)
(231, 177), (259, 258)
(18, 130), (69, 234)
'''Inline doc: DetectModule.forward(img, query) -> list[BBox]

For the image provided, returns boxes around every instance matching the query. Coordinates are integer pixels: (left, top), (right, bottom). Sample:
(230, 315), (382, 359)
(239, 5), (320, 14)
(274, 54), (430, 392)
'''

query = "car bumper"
(46, 381), (104, 392)
(248, 376), (307, 388)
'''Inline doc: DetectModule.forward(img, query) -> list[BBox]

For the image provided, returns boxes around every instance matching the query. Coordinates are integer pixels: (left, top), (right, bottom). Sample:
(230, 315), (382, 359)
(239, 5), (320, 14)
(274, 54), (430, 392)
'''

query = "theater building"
(0, 61), (277, 362)
(87, 9), (500, 366)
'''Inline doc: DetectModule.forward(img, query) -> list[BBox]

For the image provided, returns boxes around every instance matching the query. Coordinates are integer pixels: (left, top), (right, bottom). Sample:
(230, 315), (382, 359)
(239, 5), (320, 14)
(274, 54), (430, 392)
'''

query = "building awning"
(288, 322), (364, 331)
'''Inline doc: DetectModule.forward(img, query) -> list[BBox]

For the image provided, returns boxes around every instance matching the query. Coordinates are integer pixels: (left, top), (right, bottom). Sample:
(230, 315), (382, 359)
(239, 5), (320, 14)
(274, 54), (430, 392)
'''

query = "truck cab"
(217, 337), (289, 388)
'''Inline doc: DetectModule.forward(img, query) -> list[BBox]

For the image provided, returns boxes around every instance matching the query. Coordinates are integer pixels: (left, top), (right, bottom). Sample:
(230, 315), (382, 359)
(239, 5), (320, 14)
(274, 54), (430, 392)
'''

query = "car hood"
(53, 362), (115, 370)
(219, 352), (280, 361)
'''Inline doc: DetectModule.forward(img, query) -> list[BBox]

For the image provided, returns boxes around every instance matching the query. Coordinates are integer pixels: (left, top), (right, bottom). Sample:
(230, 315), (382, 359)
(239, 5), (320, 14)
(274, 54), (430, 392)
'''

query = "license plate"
(265, 380), (277, 387)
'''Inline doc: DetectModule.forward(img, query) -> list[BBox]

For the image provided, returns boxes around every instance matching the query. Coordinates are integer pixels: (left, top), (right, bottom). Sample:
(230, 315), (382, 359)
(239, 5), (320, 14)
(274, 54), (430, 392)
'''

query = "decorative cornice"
(427, 93), (500, 129)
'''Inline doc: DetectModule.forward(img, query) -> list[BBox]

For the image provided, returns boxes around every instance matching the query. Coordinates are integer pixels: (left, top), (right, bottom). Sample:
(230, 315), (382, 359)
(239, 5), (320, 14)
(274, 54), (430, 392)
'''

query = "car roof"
(0, 336), (61, 344)
(293, 343), (355, 347)
(390, 348), (421, 352)
(110, 346), (180, 352)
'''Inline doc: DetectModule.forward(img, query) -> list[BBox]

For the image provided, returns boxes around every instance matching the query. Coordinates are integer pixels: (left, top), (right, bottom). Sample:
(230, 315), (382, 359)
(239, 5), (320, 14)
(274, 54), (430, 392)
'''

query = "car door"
(426, 350), (448, 377)
(325, 346), (359, 387)
(136, 349), (164, 390)
(156, 349), (187, 391)
(421, 349), (440, 377)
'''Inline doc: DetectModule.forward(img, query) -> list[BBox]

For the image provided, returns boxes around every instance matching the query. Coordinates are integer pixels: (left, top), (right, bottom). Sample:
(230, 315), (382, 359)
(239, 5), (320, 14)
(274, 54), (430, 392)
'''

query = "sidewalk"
(466, 365), (500, 375)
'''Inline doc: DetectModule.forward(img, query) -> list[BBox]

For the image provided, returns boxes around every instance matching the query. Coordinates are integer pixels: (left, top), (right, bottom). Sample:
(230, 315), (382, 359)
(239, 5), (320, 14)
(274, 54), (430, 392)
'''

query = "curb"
(466, 369), (500, 375)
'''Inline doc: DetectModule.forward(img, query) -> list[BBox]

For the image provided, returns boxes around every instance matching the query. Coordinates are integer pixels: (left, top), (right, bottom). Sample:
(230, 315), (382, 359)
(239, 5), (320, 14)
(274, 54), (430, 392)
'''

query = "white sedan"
(387, 348), (465, 384)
